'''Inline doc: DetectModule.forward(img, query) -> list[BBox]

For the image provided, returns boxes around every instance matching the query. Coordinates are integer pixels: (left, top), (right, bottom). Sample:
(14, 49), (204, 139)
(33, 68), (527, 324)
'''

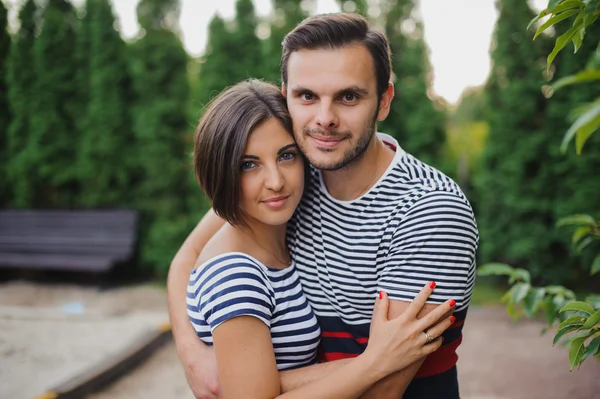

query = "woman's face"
(239, 118), (305, 227)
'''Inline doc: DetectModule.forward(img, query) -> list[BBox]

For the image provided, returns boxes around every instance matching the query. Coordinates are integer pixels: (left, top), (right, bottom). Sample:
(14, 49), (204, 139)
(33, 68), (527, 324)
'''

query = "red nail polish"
(429, 281), (436, 289)
(379, 291), (383, 300)
(449, 299), (456, 307)
(450, 316), (456, 324)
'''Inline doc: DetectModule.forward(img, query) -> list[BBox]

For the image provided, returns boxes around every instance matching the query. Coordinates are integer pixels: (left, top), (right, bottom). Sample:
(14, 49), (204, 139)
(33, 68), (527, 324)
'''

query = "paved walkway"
(1, 281), (598, 399)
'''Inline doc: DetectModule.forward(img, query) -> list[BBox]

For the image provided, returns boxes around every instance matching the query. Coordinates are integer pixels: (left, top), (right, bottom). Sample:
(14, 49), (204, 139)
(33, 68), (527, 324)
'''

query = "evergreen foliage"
(129, 0), (191, 271)
(0, 1), (11, 205)
(378, 0), (446, 167)
(28, 0), (80, 207)
(263, 0), (308, 84)
(6, 0), (37, 208)
(475, 0), (558, 282)
(77, 0), (134, 207)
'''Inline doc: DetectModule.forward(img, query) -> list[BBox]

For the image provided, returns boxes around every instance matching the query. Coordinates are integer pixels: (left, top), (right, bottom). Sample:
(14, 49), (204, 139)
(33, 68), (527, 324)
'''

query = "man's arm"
(167, 209), (225, 399)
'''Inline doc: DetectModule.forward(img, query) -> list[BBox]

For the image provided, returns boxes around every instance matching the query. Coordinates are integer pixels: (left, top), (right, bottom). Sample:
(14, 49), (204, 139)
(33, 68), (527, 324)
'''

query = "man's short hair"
(281, 13), (392, 98)
(193, 79), (293, 227)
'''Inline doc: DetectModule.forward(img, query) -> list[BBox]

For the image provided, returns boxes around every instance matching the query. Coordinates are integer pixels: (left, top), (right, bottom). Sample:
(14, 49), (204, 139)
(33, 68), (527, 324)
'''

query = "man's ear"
(281, 84), (287, 97)
(376, 82), (394, 122)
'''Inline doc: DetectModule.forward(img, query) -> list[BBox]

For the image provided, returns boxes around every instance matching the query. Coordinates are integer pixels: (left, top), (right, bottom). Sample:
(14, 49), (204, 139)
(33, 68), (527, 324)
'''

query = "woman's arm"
(213, 286), (455, 399)
(167, 209), (225, 399)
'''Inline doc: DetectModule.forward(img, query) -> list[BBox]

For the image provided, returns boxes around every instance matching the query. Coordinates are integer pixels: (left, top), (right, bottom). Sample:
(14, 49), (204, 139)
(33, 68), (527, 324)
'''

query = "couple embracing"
(168, 12), (478, 399)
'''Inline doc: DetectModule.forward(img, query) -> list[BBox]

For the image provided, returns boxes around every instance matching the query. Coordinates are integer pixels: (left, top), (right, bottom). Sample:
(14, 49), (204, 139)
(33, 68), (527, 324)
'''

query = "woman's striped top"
(187, 252), (321, 370)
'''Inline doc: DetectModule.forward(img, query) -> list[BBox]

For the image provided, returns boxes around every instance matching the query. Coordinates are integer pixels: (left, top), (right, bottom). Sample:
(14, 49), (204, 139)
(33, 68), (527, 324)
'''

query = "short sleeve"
(189, 254), (275, 332)
(380, 190), (479, 310)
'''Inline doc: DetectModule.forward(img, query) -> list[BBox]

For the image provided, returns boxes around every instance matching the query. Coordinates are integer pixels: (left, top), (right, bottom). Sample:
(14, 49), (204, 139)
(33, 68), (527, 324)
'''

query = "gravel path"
(2, 281), (599, 399)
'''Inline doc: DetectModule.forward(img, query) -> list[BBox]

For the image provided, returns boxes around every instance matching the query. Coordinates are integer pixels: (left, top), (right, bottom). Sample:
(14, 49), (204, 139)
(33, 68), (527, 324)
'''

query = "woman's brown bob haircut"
(281, 13), (392, 98)
(194, 79), (293, 227)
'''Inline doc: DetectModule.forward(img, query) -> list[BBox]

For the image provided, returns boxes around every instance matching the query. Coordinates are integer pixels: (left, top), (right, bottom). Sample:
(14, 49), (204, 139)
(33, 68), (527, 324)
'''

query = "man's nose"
(315, 102), (338, 130)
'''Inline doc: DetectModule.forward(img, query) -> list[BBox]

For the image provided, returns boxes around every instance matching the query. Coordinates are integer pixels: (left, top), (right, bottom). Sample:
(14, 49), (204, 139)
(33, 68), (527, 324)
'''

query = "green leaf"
(524, 287), (546, 317)
(509, 268), (531, 284)
(576, 113), (600, 154)
(557, 315), (586, 331)
(561, 100), (600, 153)
(534, 9), (580, 39)
(586, 294), (600, 308)
(577, 236), (594, 253)
(544, 297), (559, 325)
(556, 214), (597, 227)
(552, 70), (600, 91)
(548, 22), (583, 71)
(528, 9), (550, 31)
(569, 336), (586, 370)
(477, 263), (515, 277)
(572, 226), (592, 244)
(553, 323), (583, 345)
(591, 255), (600, 276)
(549, 0), (585, 13)
(581, 336), (600, 363)
(582, 310), (600, 329)
(511, 283), (531, 304)
(560, 301), (595, 315)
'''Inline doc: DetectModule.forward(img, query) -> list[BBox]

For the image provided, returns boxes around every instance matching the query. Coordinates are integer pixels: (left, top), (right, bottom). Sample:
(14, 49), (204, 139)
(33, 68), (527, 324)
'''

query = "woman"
(186, 79), (455, 399)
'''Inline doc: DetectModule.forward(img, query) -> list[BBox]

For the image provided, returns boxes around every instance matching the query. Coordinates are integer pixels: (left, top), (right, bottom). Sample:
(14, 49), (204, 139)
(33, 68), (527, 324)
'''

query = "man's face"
(283, 44), (390, 171)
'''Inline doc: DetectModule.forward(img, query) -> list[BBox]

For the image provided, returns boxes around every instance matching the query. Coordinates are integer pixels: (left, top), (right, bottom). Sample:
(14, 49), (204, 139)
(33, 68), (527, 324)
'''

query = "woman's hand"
(362, 282), (455, 378)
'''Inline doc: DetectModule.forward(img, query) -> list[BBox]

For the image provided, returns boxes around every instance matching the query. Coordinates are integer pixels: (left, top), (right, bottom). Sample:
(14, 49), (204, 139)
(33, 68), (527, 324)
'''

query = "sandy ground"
(1, 280), (599, 399)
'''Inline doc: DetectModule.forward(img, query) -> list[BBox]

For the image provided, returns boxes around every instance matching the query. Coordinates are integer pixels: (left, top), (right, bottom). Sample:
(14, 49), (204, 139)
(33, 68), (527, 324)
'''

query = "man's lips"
(309, 135), (345, 148)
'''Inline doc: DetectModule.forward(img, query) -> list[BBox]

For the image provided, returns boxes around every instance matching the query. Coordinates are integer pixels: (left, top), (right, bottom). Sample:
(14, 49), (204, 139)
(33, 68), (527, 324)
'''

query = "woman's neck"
(237, 218), (290, 267)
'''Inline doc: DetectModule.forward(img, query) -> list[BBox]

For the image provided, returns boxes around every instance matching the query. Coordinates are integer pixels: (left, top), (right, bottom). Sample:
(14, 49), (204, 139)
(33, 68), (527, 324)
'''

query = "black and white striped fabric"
(286, 134), (478, 396)
(187, 253), (321, 370)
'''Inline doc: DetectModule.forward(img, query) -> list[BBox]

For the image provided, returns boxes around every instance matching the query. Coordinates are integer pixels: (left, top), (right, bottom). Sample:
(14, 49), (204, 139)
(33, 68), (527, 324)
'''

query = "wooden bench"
(0, 210), (139, 272)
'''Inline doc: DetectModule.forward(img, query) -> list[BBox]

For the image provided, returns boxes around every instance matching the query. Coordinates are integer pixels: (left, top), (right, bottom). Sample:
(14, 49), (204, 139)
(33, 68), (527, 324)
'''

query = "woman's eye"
(241, 161), (256, 171)
(279, 152), (296, 161)
(301, 93), (314, 101)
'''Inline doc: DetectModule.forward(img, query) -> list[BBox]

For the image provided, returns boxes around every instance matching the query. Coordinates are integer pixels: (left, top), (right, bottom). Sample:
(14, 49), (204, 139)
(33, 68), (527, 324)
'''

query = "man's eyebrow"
(290, 86), (370, 97)
(334, 86), (370, 97)
(277, 144), (297, 155)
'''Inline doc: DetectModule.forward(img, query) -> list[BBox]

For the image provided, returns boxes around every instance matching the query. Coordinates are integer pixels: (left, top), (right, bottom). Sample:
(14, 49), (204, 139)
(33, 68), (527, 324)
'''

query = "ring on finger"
(424, 330), (434, 344)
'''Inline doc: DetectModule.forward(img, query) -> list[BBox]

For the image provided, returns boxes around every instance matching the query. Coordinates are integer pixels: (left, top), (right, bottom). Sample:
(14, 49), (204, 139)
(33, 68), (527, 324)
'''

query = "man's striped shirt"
(187, 253), (321, 370)
(287, 134), (478, 398)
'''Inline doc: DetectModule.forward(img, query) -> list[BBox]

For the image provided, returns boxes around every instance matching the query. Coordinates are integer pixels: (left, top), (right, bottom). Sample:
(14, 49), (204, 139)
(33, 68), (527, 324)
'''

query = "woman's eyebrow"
(277, 144), (297, 155)
(242, 154), (259, 160)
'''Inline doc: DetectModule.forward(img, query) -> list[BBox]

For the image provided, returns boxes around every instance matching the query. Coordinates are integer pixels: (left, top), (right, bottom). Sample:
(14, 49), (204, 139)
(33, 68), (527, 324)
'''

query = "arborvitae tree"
(28, 0), (80, 207)
(196, 0), (264, 109)
(6, 0), (37, 208)
(77, 0), (134, 207)
(0, 1), (11, 205)
(72, 0), (93, 138)
(263, 0), (309, 84)
(475, 0), (556, 281)
(231, 0), (263, 80)
(195, 15), (239, 108)
(378, 0), (446, 167)
(130, 0), (191, 272)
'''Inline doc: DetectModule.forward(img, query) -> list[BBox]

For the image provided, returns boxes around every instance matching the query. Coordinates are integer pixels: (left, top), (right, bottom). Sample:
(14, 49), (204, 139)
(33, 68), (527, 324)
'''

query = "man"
(168, 13), (478, 399)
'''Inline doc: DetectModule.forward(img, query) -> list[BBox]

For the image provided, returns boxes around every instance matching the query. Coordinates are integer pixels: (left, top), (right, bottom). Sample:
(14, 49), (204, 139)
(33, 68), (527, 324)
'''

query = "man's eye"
(241, 161), (256, 171)
(279, 152), (296, 161)
(301, 93), (314, 101)
(343, 93), (357, 102)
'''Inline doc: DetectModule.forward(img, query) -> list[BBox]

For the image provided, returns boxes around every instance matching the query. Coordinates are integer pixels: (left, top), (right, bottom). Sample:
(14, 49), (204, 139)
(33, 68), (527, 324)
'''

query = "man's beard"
(298, 111), (379, 172)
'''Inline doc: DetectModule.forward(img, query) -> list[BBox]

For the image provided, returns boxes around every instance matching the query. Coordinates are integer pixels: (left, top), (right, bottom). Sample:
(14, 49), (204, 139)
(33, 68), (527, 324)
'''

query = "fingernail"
(450, 316), (456, 324)
(379, 291), (383, 300)
(429, 281), (436, 289)
(449, 299), (456, 307)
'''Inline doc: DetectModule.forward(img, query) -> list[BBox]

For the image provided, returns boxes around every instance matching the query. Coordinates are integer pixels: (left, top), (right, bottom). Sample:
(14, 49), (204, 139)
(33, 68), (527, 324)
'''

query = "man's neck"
(322, 135), (395, 201)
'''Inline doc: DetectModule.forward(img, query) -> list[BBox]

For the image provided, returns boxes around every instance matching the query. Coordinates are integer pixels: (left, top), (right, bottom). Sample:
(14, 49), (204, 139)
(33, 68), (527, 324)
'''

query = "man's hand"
(179, 341), (221, 399)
